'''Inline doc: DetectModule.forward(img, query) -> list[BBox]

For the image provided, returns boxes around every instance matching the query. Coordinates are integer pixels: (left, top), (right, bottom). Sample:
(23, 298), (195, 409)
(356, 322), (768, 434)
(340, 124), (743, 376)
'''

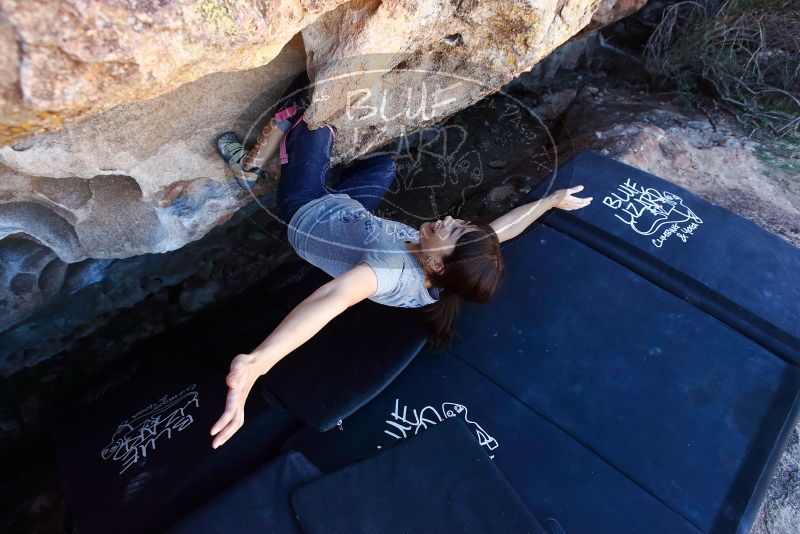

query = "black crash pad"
(168, 451), (322, 533)
(53, 261), (428, 532)
(54, 351), (296, 534)
(292, 418), (545, 534)
(530, 150), (800, 363)
(262, 266), (428, 431)
(283, 351), (701, 534)
(134, 260), (428, 433)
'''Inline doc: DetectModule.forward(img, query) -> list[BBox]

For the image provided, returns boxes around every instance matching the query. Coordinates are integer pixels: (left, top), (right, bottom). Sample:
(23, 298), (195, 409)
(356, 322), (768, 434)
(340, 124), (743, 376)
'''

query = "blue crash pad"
(451, 225), (800, 533)
(54, 151), (800, 534)
(292, 418), (545, 534)
(284, 152), (800, 534)
(168, 451), (322, 533)
(283, 351), (701, 534)
(530, 150), (800, 363)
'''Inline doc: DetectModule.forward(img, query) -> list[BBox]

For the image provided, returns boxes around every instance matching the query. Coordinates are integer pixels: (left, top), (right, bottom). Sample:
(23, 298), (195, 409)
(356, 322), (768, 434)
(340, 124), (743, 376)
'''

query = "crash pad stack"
(54, 151), (800, 534)
(284, 151), (800, 534)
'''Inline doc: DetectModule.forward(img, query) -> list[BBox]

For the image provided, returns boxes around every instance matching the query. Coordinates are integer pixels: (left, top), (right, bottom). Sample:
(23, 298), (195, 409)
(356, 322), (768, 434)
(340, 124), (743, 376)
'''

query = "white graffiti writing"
(602, 178), (703, 246)
(346, 81), (463, 124)
(100, 384), (199, 475)
(678, 221), (700, 242)
(384, 399), (499, 457)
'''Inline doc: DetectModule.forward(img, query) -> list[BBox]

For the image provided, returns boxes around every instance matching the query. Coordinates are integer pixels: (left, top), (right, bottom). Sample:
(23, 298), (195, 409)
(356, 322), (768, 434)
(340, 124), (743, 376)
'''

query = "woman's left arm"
(490, 185), (592, 243)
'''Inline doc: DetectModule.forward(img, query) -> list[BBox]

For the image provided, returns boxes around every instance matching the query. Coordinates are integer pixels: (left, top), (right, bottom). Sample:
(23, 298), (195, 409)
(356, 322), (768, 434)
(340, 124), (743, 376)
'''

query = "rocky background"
(1, 0), (799, 532)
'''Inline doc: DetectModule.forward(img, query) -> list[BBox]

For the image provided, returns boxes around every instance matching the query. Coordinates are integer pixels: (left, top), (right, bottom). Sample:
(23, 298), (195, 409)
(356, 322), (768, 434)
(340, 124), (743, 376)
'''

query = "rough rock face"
(0, 0), (645, 331)
(587, 0), (645, 28)
(0, 0), (348, 145)
(0, 0), (642, 144)
(0, 35), (307, 332)
(753, 429), (800, 534)
(302, 0), (604, 161)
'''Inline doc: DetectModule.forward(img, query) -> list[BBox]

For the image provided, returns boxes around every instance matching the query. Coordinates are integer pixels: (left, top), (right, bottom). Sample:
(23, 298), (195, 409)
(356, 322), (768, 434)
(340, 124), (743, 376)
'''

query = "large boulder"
(0, 0), (645, 331)
(0, 0), (348, 145)
(0, 0), (643, 145)
(0, 35), (308, 333)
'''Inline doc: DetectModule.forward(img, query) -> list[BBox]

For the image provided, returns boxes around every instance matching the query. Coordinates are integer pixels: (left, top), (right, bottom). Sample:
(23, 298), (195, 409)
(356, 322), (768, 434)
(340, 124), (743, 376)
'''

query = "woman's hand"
(550, 185), (593, 210)
(210, 353), (264, 449)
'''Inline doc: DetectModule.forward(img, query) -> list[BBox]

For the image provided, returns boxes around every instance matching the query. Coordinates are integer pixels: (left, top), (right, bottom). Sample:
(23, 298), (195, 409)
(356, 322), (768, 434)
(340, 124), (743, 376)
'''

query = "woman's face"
(418, 215), (477, 261)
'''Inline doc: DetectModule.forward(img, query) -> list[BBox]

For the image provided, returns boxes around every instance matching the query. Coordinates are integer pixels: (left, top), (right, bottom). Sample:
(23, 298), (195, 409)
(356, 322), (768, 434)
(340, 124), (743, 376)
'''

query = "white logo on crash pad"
(383, 398), (499, 458)
(602, 178), (703, 247)
(100, 384), (199, 475)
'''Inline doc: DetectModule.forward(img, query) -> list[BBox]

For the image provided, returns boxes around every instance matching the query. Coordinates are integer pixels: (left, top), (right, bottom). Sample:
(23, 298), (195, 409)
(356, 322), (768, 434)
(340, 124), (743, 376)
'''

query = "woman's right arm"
(210, 264), (378, 448)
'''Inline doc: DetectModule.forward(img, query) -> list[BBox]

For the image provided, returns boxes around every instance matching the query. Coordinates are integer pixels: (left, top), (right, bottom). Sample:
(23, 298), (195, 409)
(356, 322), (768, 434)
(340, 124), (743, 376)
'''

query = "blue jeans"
(277, 120), (397, 221)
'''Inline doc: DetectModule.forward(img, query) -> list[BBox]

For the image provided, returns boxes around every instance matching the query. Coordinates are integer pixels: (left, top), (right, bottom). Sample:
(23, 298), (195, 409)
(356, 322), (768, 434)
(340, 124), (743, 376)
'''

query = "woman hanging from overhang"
(211, 72), (592, 448)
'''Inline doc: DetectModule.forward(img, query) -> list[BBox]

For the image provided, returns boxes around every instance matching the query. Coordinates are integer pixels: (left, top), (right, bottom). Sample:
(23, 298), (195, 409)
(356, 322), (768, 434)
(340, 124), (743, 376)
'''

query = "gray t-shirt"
(287, 194), (440, 308)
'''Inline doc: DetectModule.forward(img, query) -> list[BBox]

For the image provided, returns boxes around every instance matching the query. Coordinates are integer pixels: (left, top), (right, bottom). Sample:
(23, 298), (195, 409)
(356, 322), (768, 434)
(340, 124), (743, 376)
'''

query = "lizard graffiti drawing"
(383, 398), (499, 457)
(100, 384), (199, 475)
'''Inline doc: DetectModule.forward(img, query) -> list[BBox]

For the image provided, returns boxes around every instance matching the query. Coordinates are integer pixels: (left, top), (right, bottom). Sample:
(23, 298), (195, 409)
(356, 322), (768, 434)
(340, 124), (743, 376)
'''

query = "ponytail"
(423, 223), (504, 350)
(424, 292), (461, 351)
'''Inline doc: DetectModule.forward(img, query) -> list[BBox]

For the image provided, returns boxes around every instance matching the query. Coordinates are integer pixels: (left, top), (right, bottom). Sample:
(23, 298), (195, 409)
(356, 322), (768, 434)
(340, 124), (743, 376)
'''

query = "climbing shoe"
(216, 132), (262, 189)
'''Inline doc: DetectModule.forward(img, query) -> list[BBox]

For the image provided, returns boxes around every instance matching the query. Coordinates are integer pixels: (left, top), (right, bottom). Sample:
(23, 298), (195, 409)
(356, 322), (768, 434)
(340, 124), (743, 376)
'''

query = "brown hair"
(424, 223), (505, 350)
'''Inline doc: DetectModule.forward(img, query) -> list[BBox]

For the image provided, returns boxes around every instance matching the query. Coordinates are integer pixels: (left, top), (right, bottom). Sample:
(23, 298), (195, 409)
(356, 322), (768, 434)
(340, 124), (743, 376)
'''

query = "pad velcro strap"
(279, 138), (289, 165)
(279, 114), (307, 165)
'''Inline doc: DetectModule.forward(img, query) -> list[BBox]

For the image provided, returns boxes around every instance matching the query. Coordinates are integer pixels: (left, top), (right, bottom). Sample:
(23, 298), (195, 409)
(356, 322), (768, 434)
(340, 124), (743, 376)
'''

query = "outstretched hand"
(210, 353), (262, 449)
(551, 185), (593, 210)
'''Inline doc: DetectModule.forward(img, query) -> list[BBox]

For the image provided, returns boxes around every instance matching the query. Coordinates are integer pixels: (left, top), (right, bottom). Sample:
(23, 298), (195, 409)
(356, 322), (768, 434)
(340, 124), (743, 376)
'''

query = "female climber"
(210, 74), (592, 448)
